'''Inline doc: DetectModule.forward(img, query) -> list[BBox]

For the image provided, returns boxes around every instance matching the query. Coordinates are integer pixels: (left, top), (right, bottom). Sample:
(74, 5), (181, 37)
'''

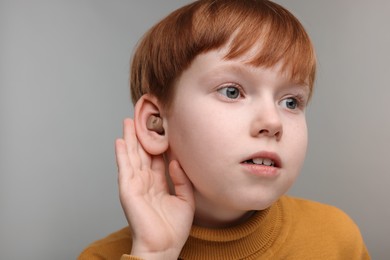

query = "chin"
(241, 192), (283, 211)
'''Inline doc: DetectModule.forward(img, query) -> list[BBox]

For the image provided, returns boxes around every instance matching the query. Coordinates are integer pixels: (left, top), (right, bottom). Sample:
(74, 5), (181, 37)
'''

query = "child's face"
(165, 47), (309, 226)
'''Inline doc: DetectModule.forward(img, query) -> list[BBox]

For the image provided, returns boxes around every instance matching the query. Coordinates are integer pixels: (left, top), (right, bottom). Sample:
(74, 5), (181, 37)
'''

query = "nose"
(250, 103), (283, 141)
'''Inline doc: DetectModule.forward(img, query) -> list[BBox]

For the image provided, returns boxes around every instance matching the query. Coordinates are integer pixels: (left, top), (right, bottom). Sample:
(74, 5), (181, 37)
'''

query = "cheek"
(287, 119), (308, 169)
(166, 106), (234, 179)
(169, 100), (237, 149)
(171, 119), (222, 157)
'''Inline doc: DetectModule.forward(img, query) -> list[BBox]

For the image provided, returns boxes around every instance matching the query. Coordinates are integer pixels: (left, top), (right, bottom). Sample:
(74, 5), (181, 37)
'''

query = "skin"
(116, 121), (194, 259)
(115, 47), (310, 259)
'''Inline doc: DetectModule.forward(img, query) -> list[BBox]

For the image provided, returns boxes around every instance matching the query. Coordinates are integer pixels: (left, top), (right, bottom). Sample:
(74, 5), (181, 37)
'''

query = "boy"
(80, 0), (370, 259)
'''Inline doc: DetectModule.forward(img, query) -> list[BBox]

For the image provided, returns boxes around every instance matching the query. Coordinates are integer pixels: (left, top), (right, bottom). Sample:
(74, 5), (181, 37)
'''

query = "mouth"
(243, 158), (276, 167)
(241, 152), (282, 168)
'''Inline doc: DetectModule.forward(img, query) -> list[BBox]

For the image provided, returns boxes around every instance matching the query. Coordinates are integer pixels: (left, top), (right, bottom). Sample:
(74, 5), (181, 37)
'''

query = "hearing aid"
(146, 115), (164, 134)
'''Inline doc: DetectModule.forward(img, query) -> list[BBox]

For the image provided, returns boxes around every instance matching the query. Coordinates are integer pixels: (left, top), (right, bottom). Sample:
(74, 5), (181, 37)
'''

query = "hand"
(115, 118), (195, 259)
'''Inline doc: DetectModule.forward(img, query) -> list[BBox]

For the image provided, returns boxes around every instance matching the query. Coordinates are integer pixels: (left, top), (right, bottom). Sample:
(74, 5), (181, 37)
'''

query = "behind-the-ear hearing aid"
(146, 115), (164, 134)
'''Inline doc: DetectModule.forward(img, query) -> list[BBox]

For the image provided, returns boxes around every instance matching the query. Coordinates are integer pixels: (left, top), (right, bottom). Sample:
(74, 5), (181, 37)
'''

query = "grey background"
(1, 0), (389, 259)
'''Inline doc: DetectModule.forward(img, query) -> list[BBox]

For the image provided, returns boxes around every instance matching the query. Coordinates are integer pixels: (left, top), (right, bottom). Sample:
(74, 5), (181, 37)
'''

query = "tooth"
(252, 158), (264, 165)
(263, 158), (274, 166)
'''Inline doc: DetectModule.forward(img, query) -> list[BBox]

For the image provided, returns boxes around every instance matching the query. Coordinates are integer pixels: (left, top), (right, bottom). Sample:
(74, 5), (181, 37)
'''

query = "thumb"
(169, 160), (195, 208)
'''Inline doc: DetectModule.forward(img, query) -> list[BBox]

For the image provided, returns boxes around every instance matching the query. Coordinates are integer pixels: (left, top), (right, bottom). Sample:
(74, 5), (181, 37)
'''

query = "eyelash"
(281, 95), (307, 110)
(216, 84), (307, 110)
(216, 84), (244, 100)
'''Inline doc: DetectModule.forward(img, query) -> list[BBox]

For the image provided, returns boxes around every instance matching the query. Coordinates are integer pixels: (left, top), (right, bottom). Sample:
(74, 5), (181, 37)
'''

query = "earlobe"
(134, 94), (168, 155)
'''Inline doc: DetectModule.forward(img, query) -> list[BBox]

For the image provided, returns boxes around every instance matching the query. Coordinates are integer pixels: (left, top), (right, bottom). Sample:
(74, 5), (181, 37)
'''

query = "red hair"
(130, 0), (316, 109)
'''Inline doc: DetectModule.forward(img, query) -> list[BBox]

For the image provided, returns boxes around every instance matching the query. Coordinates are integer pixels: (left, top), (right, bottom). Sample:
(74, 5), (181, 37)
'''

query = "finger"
(123, 118), (141, 170)
(169, 160), (195, 209)
(150, 154), (166, 174)
(137, 142), (152, 171)
(115, 138), (134, 185)
(123, 117), (152, 171)
(149, 155), (169, 190)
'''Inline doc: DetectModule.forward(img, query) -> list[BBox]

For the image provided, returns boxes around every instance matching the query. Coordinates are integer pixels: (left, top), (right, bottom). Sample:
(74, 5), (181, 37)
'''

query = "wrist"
(131, 244), (181, 260)
(130, 250), (180, 260)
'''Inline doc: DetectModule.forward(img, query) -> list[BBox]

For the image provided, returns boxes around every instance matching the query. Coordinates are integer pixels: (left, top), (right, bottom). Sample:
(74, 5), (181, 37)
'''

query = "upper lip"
(241, 151), (282, 168)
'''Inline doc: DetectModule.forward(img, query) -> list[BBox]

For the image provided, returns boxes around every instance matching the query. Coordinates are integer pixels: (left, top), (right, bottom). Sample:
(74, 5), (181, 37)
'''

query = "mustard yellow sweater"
(79, 196), (370, 259)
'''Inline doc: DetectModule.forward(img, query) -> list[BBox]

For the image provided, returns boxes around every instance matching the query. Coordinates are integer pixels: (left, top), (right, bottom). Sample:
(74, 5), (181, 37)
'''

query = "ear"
(134, 94), (168, 155)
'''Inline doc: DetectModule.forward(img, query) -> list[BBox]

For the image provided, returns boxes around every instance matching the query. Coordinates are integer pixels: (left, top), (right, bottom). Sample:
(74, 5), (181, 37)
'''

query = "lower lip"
(241, 163), (280, 178)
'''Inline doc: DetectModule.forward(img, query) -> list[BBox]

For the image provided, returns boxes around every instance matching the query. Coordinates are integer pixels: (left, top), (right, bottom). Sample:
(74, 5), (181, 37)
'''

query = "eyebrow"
(198, 62), (310, 89)
(281, 83), (310, 96)
(198, 63), (253, 85)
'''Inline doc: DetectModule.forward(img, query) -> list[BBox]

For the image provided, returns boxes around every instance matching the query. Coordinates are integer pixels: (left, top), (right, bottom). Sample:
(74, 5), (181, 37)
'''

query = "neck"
(193, 192), (257, 228)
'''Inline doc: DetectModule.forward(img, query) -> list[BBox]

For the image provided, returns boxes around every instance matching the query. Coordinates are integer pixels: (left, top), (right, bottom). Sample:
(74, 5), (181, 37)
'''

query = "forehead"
(203, 44), (311, 88)
(166, 44), (311, 115)
(179, 47), (309, 96)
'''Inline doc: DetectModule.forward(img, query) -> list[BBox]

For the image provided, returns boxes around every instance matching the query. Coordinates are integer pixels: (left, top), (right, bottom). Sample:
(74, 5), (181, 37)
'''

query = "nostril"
(259, 128), (282, 139)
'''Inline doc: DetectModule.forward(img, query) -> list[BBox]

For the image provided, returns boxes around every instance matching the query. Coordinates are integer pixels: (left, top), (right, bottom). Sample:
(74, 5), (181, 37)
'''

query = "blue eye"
(217, 86), (242, 99)
(282, 97), (299, 109)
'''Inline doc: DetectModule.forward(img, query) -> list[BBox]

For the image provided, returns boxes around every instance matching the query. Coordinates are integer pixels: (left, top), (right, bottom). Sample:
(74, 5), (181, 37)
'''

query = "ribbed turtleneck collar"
(179, 198), (289, 259)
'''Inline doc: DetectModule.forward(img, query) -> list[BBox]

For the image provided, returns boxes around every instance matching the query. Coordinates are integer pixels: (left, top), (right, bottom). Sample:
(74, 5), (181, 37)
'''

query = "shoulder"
(280, 195), (361, 235)
(281, 195), (358, 229)
(282, 195), (351, 219)
(78, 227), (132, 259)
(278, 196), (370, 259)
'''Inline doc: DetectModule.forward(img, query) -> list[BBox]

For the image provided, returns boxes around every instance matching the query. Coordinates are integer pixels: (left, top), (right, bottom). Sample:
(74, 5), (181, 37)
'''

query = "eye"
(217, 85), (242, 99)
(281, 97), (299, 110)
